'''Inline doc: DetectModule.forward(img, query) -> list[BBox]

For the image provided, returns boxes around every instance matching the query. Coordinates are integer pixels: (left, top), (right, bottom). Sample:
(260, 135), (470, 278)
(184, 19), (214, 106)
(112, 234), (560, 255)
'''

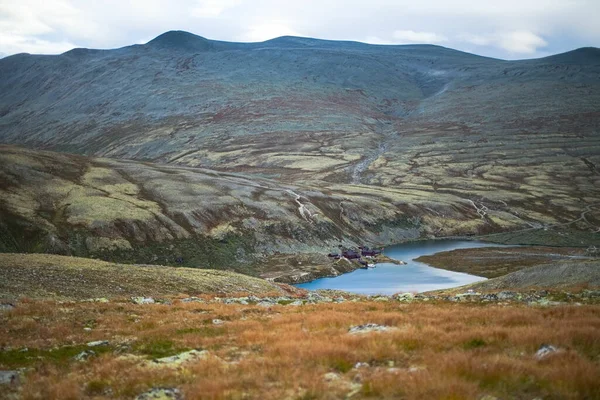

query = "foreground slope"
(0, 253), (284, 301)
(1, 295), (599, 399)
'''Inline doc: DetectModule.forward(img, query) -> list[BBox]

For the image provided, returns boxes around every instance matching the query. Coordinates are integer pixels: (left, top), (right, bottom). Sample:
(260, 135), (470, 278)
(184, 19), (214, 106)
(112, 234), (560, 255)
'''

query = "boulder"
(135, 387), (182, 400)
(150, 350), (210, 368)
(0, 370), (20, 385)
(535, 344), (560, 360)
(87, 340), (109, 347)
(131, 297), (155, 305)
(348, 324), (394, 334)
(73, 350), (96, 362)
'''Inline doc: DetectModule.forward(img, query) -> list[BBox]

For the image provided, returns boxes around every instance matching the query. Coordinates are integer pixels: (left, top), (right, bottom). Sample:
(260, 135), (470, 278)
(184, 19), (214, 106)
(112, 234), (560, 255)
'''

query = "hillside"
(0, 253), (285, 302)
(0, 32), (599, 269)
(1, 290), (599, 399)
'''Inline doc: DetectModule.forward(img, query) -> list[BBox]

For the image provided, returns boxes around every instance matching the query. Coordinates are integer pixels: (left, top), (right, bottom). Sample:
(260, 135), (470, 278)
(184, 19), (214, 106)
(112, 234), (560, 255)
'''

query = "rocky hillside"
(0, 32), (599, 269)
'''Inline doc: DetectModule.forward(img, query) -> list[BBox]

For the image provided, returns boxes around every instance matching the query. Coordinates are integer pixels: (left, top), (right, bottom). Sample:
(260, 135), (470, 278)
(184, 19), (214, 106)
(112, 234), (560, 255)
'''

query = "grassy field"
(1, 298), (599, 399)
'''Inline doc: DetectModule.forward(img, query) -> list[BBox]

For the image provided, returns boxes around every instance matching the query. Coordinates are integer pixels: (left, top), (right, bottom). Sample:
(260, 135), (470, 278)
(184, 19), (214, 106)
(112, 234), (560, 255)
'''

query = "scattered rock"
(373, 296), (389, 302)
(394, 293), (414, 302)
(0, 370), (20, 385)
(0, 303), (15, 312)
(480, 395), (499, 400)
(323, 372), (341, 382)
(131, 297), (155, 305)
(535, 344), (560, 360)
(180, 297), (205, 303)
(83, 327), (92, 332)
(289, 300), (304, 306)
(87, 340), (109, 347)
(256, 301), (275, 307)
(150, 350), (210, 368)
(322, 372), (362, 396)
(496, 291), (517, 300)
(348, 324), (394, 334)
(212, 319), (224, 325)
(408, 365), (426, 373)
(73, 350), (96, 362)
(84, 298), (109, 303)
(354, 362), (369, 369)
(135, 387), (182, 400)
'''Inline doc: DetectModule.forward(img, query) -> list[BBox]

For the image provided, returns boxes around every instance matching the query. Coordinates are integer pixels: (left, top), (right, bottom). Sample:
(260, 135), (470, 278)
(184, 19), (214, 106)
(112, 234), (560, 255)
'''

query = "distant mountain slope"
(0, 32), (599, 267)
(0, 31), (598, 184)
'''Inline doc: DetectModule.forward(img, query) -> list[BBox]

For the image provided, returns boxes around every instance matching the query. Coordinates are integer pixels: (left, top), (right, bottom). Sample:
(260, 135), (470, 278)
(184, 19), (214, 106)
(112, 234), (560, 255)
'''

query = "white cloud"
(191, 0), (241, 18)
(458, 33), (492, 46)
(497, 31), (547, 54)
(363, 36), (394, 45)
(238, 22), (302, 42)
(0, 33), (77, 54)
(458, 30), (547, 55)
(392, 30), (448, 44)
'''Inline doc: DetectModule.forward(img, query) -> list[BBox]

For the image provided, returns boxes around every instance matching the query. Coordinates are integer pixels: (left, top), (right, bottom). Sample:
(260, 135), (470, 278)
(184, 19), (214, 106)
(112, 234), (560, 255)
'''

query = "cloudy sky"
(0, 0), (598, 59)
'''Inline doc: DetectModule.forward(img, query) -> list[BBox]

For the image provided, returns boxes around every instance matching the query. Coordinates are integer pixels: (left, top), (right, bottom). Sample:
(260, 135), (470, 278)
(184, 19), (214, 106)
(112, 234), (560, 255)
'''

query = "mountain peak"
(146, 30), (214, 51)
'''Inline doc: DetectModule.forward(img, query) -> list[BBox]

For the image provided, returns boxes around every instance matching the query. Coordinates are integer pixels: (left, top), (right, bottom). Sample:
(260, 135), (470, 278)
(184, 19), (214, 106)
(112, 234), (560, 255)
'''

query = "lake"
(296, 240), (503, 295)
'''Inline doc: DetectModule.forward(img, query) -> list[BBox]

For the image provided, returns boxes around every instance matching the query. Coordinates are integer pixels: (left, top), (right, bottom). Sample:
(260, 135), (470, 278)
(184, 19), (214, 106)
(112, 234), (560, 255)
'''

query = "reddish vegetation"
(1, 299), (599, 399)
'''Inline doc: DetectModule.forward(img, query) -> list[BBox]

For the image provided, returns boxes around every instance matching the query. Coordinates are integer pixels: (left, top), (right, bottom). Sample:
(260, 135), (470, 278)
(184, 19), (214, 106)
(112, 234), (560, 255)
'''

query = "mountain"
(0, 31), (599, 272)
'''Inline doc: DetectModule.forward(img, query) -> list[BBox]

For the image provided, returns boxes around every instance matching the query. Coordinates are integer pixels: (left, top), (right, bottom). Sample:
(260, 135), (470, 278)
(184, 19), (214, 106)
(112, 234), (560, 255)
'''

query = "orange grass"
(1, 300), (599, 399)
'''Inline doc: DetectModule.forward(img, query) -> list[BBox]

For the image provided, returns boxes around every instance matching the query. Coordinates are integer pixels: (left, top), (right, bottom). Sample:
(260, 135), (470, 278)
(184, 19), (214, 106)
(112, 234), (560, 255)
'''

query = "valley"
(0, 31), (599, 399)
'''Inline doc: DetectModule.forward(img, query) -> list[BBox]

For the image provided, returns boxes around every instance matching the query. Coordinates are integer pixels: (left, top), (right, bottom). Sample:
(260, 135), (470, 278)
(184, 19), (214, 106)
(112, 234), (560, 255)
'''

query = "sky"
(0, 0), (598, 60)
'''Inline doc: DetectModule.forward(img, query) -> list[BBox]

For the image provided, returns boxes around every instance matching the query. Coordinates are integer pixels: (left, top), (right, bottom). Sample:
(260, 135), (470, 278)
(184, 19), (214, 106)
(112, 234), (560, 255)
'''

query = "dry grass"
(1, 299), (599, 399)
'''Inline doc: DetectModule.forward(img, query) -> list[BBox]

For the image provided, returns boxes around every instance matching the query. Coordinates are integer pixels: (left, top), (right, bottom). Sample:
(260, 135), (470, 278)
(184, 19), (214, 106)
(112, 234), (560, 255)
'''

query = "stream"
(295, 240), (505, 295)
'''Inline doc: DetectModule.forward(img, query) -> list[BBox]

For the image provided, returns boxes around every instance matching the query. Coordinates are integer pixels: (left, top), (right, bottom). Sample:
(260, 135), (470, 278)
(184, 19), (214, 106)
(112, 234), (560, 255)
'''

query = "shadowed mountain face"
(0, 31), (599, 269)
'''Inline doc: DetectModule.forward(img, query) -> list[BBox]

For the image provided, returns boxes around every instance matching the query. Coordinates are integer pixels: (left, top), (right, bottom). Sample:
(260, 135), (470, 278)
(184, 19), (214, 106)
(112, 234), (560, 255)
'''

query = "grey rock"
(373, 296), (389, 302)
(73, 350), (96, 362)
(497, 291), (517, 300)
(535, 344), (559, 360)
(131, 297), (155, 305)
(0, 370), (20, 385)
(0, 304), (15, 312)
(87, 340), (109, 347)
(180, 297), (205, 303)
(152, 350), (210, 366)
(348, 324), (394, 334)
(135, 387), (182, 400)
(394, 292), (415, 302)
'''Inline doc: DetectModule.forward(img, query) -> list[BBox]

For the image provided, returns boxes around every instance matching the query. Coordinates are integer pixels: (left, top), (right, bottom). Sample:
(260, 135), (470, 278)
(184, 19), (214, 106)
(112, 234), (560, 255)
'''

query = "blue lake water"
(296, 240), (504, 295)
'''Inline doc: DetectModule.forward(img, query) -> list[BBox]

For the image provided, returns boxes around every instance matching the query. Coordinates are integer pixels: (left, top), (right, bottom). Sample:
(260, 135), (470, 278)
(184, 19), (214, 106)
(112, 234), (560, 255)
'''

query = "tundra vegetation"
(1, 292), (599, 399)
